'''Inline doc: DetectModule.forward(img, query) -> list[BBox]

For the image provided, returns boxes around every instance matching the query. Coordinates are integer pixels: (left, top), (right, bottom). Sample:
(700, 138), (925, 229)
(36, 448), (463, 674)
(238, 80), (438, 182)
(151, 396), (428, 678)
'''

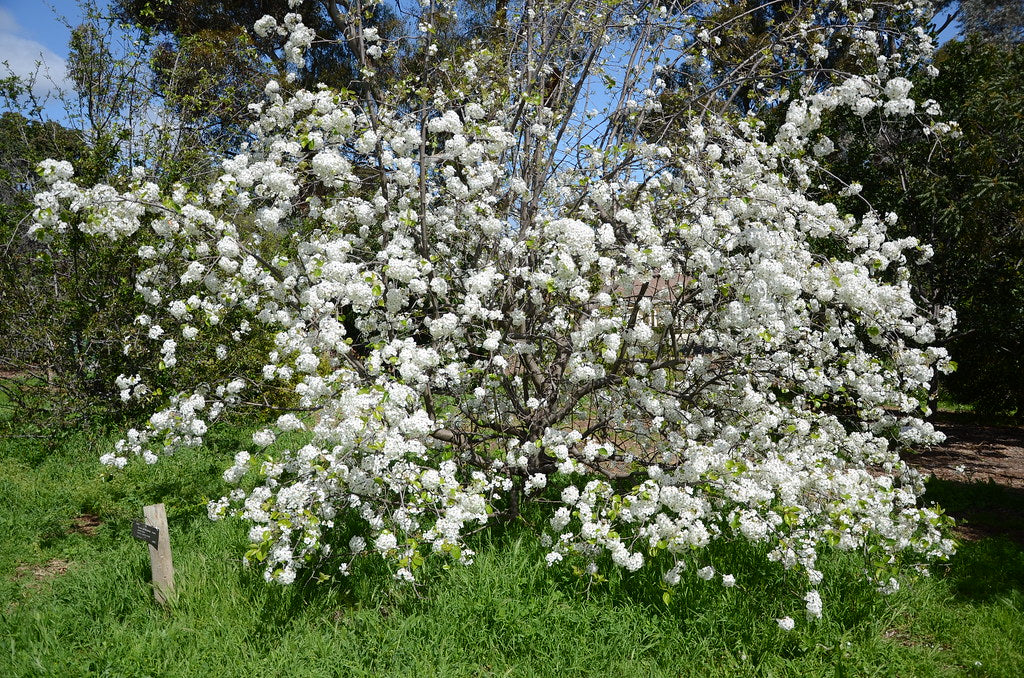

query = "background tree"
(653, 0), (932, 120)
(114, 0), (403, 141)
(903, 37), (1024, 415)
(0, 104), (138, 430)
(955, 0), (1023, 44)
(0, 2), (281, 432)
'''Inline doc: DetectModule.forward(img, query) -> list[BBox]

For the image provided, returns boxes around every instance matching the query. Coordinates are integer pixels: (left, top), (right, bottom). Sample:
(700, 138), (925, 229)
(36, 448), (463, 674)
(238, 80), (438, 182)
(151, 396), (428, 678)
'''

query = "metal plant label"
(131, 520), (160, 549)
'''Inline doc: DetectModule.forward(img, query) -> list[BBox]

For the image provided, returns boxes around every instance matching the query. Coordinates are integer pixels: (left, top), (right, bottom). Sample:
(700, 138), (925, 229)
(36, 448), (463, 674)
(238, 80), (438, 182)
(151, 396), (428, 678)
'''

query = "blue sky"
(1, 0), (83, 100)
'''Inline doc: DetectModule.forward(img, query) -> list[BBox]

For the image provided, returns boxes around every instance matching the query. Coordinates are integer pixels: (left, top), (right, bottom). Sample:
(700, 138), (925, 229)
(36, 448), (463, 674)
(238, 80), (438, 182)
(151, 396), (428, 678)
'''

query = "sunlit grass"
(1, 419), (1022, 677)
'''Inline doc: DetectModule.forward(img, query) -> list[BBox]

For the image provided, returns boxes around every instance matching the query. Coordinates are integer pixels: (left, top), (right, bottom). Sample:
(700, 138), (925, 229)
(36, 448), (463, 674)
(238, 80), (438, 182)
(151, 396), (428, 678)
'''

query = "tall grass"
(2, 420), (1022, 677)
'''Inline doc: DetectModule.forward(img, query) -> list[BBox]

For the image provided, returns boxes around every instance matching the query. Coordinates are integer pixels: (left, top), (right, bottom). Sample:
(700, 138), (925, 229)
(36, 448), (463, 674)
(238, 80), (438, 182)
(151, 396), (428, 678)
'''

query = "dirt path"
(907, 417), (1024, 489)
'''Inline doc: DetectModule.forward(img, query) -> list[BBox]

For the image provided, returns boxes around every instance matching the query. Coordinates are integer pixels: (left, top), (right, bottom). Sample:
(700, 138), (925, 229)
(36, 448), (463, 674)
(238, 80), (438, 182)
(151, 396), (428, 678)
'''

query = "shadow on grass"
(942, 538), (1024, 600)
(931, 410), (1023, 430)
(227, 528), (402, 649)
(925, 477), (1024, 544)
(461, 518), (886, 643)
(923, 476), (1024, 600)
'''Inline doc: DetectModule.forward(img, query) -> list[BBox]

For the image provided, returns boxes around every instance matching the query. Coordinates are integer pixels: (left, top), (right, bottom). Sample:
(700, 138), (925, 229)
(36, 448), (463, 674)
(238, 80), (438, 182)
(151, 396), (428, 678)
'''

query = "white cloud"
(0, 8), (69, 99)
(0, 7), (16, 32)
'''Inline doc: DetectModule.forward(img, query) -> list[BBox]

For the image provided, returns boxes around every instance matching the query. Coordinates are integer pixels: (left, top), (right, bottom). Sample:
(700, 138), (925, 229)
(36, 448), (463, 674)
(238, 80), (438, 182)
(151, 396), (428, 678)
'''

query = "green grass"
(1, 423), (1023, 677)
(934, 395), (1022, 427)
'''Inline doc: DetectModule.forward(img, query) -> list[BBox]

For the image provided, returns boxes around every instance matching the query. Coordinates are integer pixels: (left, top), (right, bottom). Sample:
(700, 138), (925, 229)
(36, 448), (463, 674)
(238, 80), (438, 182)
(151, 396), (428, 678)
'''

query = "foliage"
(32, 0), (960, 620)
(114, 0), (403, 140)
(920, 38), (1024, 414)
(0, 107), (138, 430)
(660, 0), (934, 116)
(955, 0), (1024, 44)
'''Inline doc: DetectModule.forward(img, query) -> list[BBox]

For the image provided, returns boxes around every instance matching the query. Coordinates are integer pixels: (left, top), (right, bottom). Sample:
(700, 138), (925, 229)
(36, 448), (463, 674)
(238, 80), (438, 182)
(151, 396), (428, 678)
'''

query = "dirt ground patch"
(71, 514), (102, 536)
(14, 559), (72, 584)
(908, 418), (1024, 489)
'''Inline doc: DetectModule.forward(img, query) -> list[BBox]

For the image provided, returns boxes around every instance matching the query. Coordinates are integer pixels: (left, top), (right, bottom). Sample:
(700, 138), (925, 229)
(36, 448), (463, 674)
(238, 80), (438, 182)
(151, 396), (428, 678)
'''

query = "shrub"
(32, 0), (957, 621)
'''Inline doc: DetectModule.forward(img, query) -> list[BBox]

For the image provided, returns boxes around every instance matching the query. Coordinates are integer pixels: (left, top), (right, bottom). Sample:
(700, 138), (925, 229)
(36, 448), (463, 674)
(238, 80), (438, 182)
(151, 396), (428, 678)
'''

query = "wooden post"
(142, 503), (175, 604)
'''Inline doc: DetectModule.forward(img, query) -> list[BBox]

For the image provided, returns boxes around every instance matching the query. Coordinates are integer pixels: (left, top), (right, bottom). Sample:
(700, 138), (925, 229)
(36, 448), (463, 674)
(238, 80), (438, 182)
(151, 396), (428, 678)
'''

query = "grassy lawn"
(1, 419), (1022, 677)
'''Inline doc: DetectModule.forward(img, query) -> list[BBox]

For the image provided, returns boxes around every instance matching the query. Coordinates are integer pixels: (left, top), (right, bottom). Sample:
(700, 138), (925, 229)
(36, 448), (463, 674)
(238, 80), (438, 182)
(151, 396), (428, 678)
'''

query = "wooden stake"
(142, 503), (175, 604)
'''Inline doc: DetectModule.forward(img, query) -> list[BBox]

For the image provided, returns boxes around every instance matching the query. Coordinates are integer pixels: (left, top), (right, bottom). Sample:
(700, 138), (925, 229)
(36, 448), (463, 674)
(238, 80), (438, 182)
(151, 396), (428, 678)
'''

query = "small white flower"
(254, 15), (277, 37)
(217, 236), (240, 259)
(253, 429), (276, 447)
(295, 352), (319, 373)
(804, 590), (823, 619)
(276, 414), (303, 431)
(374, 532), (397, 553)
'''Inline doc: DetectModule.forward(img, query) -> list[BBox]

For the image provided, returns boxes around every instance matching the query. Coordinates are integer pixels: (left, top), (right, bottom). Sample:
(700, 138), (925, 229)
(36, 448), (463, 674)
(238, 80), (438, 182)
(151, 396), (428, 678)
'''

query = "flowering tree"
(33, 0), (957, 620)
